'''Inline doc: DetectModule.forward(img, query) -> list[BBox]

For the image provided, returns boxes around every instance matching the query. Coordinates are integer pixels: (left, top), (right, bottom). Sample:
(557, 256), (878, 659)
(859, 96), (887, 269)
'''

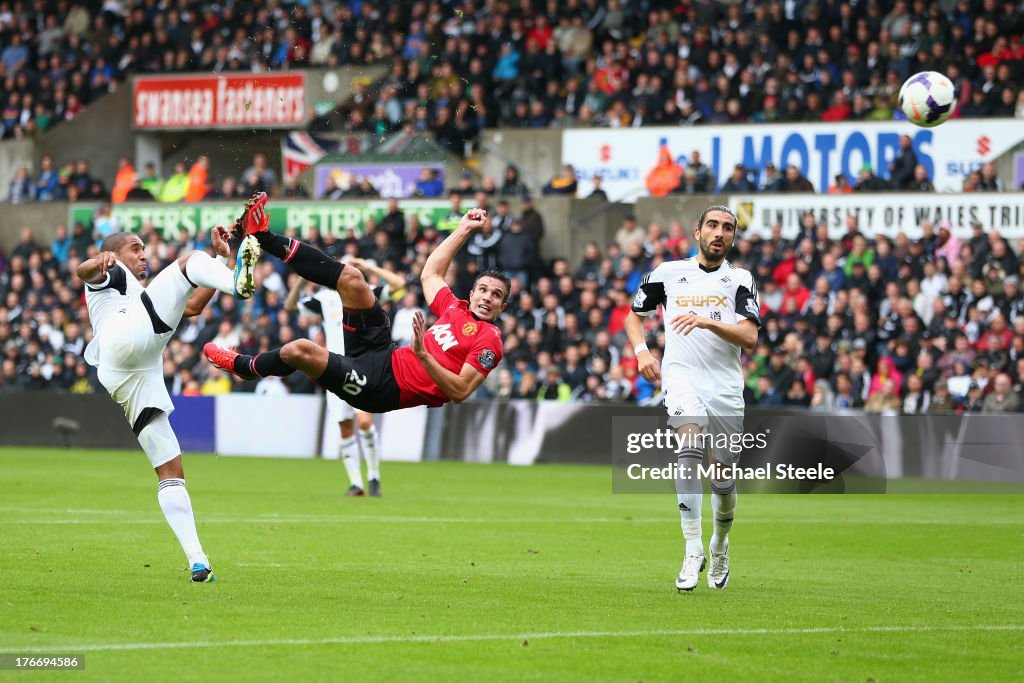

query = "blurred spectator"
(783, 166), (814, 193)
(542, 164), (578, 196)
(138, 163), (162, 199)
(283, 176), (310, 198)
(415, 168), (444, 198)
(761, 163), (787, 193)
(975, 163), (1004, 192)
(614, 213), (643, 251)
(124, 177), (155, 201)
(241, 153), (278, 196)
(864, 378), (902, 413)
(888, 135), (918, 189)
(907, 166), (936, 192)
(685, 151), (713, 193)
(159, 162), (189, 203)
(497, 218), (538, 290)
(35, 156), (60, 201)
(586, 175), (608, 200)
(720, 164), (756, 193)
(110, 157), (136, 204)
(537, 367), (571, 401)
(50, 225), (71, 264)
(827, 174), (854, 194)
(8, 167), (34, 203)
(12, 227), (38, 260)
(184, 157), (211, 202)
(855, 165), (890, 192)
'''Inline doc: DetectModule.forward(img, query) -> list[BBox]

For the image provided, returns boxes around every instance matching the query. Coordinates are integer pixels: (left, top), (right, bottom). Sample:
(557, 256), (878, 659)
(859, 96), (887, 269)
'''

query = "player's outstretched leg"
(357, 411), (382, 497)
(177, 245), (258, 300)
(204, 338), (326, 381)
(242, 192), (378, 311)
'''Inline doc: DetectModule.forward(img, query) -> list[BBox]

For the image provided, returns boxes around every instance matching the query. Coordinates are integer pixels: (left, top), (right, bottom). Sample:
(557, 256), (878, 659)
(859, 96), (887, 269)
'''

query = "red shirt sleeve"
(464, 329), (504, 376)
(429, 285), (458, 317)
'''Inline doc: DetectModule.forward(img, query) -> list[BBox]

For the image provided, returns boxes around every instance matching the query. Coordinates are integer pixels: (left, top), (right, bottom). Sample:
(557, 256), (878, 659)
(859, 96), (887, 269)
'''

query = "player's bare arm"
(625, 310), (661, 382)
(348, 257), (408, 294)
(183, 226), (232, 317)
(411, 310), (486, 403)
(283, 275), (307, 313)
(420, 208), (488, 306)
(670, 314), (758, 352)
(76, 251), (119, 284)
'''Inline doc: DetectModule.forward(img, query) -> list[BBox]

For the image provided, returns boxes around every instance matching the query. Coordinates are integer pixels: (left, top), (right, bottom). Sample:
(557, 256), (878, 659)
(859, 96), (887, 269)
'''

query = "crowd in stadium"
(1, 0), (1024, 413)
(3, 0), (1024, 164)
(2, 196), (1024, 414)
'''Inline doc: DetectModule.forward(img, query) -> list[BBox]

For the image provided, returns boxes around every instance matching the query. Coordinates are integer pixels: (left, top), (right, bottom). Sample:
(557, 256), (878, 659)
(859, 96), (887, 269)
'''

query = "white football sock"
(340, 435), (364, 489)
(184, 251), (234, 295)
(710, 478), (736, 554)
(157, 478), (207, 567)
(676, 448), (703, 556)
(360, 425), (380, 481)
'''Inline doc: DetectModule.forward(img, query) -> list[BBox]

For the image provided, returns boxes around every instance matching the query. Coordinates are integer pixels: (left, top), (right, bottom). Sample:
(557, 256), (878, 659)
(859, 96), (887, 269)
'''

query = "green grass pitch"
(1, 447), (1021, 682)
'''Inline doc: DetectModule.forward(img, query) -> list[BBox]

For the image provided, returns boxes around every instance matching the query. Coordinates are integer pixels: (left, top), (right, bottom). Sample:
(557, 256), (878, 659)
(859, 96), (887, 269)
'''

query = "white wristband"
(634, 343), (649, 356)
(215, 255), (229, 265)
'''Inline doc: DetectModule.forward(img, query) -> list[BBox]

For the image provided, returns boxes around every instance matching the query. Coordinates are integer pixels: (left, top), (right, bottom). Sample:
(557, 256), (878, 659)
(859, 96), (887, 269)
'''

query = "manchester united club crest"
(462, 322), (478, 336)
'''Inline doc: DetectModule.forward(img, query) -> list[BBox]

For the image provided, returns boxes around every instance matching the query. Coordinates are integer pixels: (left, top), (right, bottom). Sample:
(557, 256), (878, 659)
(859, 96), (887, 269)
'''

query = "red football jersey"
(390, 286), (504, 408)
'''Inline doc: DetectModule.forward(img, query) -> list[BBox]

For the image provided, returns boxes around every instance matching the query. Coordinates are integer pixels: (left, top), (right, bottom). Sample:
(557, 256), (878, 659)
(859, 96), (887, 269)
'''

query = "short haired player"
(624, 206), (760, 591)
(204, 193), (507, 415)
(283, 258), (408, 497)
(78, 206), (261, 583)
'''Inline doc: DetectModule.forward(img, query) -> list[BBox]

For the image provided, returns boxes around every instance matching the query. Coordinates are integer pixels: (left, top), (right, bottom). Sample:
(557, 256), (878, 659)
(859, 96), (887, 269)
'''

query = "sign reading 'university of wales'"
(729, 192), (1024, 239)
(69, 201), (462, 240)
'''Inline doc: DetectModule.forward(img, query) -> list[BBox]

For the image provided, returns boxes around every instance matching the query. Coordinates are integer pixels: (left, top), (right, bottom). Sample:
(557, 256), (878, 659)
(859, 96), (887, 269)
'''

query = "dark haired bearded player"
(624, 205), (760, 592)
(78, 198), (262, 583)
(204, 193), (508, 412)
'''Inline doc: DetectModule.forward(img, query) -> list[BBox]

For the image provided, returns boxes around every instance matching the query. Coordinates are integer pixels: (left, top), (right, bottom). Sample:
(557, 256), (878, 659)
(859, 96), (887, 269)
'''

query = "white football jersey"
(83, 261), (148, 367)
(632, 258), (760, 395)
(299, 288), (346, 355)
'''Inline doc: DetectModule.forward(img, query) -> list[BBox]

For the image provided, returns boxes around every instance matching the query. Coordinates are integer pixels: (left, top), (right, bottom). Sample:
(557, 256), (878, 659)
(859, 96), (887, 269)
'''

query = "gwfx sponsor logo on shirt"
(674, 294), (728, 308)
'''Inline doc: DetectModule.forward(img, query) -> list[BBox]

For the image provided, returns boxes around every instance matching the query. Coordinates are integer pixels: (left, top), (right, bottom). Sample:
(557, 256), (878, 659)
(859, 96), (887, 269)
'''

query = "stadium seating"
(1, 0), (1021, 160)
(1, 1), (1023, 414)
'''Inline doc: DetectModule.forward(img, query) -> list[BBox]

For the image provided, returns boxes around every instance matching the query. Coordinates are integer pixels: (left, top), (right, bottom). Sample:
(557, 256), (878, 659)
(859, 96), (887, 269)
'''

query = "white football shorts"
(137, 412), (182, 468)
(95, 262), (194, 459)
(327, 391), (356, 423)
(664, 380), (746, 465)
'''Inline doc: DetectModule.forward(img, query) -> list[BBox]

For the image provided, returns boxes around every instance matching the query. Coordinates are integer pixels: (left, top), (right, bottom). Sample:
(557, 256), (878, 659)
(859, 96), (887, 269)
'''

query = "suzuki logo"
(599, 144), (612, 162)
(976, 135), (991, 156)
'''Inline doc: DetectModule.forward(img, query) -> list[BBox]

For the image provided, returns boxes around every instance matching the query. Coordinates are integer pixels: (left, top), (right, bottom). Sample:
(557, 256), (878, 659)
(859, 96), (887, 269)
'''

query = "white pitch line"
(0, 507), (131, 514)
(4, 624), (1022, 654)
(0, 516), (1022, 526)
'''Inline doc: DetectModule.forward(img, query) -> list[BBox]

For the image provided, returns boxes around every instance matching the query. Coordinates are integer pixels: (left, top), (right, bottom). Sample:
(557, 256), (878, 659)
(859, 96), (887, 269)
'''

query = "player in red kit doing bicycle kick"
(204, 194), (508, 411)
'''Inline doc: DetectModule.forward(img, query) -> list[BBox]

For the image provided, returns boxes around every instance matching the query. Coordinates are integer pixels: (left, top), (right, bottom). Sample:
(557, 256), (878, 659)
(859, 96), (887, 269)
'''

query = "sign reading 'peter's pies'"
(132, 73), (308, 130)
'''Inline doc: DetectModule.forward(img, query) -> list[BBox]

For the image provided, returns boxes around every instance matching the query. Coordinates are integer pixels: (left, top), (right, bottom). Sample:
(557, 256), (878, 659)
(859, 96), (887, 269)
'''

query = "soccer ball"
(898, 71), (956, 128)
